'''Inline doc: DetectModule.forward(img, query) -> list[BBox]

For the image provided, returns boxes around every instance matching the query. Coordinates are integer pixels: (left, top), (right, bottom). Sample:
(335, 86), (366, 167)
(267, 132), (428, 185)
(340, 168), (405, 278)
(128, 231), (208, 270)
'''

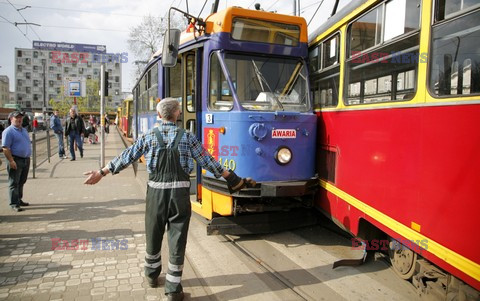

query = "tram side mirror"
(162, 29), (181, 67)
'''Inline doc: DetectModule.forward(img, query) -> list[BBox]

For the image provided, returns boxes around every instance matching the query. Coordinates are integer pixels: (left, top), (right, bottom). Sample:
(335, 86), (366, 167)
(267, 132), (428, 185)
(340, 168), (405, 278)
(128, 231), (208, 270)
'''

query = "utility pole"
(42, 60), (46, 117)
(100, 64), (105, 167)
(43, 60), (50, 162)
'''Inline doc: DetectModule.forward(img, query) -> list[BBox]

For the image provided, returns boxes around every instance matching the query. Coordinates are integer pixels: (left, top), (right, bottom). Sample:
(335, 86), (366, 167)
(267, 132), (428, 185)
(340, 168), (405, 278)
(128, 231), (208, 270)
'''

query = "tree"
(127, 14), (185, 81)
(128, 15), (164, 62)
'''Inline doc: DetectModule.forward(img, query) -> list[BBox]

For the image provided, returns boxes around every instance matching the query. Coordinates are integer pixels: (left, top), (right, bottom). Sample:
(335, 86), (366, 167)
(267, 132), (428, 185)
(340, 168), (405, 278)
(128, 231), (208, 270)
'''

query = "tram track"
(187, 221), (421, 301)
(222, 233), (312, 301)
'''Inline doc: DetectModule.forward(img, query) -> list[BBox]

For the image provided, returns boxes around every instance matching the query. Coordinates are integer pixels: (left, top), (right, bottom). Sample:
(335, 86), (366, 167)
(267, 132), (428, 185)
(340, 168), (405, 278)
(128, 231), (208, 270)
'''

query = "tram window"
(346, 0), (420, 105)
(148, 64), (158, 111)
(209, 53), (233, 111)
(274, 32), (296, 46)
(310, 33), (340, 109)
(232, 20), (269, 43)
(364, 78), (378, 96)
(323, 35), (339, 68)
(350, 6), (383, 53)
(147, 69), (152, 88)
(312, 66), (340, 109)
(139, 77), (146, 113)
(436, 0), (479, 21)
(378, 75), (392, 94)
(232, 18), (300, 46)
(429, 8), (480, 96)
(224, 53), (309, 112)
(384, 0), (420, 42)
(186, 54), (195, 112)
(166, 59), (182, 101)
(149, 96), (155, 111)
(348, 82), (361, 104)
(308, 45), (320, 73)
(462, 59), (472, 95)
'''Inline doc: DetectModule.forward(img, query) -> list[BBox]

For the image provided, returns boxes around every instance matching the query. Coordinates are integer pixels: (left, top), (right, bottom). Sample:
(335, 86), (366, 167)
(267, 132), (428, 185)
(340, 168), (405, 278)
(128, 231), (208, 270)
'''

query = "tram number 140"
(218, 158), (236, 171)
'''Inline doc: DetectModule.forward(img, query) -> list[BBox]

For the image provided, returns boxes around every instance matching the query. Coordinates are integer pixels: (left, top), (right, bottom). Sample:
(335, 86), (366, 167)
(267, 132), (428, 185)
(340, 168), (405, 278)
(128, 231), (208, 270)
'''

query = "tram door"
(182, 51), (197, 196)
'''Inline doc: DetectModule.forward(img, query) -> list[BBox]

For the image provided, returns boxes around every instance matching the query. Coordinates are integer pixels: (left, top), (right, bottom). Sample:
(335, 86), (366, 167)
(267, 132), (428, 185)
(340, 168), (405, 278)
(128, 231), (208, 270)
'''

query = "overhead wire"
(0, 14), (31, 42)
(266, 0), (280, 11)
(0, 2), (143, 18)
(301, 0), (323, 14)
(163, 0), (180, 22)
(308, 0), (325, 26)
(41, 25), (128, 32)
(197, 0), (209, 19)
(6, 0), (41, 40)
(247, 0), (257, 9)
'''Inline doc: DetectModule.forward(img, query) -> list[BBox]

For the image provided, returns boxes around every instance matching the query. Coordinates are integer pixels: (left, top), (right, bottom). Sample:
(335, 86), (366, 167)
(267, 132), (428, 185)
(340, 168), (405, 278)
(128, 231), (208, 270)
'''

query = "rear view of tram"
(159, 6), (317, 234)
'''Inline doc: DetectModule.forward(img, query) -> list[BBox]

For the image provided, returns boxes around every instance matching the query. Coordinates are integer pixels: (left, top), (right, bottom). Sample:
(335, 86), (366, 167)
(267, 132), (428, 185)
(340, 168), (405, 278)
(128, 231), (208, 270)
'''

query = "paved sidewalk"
(0, 130), (182, 300)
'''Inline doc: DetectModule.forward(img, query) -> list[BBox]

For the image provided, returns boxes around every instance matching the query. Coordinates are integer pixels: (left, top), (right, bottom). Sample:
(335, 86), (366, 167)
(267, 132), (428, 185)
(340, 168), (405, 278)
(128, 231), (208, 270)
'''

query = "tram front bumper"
(260, 179), (318, 197)
(202, 177), (318, 197)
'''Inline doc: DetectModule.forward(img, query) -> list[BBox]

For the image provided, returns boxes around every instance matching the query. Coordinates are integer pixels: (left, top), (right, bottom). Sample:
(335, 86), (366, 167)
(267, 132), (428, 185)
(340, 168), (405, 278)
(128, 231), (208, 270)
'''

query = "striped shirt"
(107, 122), (224, 177)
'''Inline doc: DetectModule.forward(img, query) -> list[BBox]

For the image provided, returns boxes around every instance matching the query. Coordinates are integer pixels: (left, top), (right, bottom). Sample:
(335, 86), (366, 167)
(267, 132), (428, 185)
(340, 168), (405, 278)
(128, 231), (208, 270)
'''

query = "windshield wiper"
(251, 60), (284, 111)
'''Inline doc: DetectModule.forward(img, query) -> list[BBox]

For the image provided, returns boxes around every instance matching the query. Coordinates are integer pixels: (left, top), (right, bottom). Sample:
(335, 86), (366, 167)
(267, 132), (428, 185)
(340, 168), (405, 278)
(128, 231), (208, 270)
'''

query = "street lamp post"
(43, 60), (51, 162)
(43, 60), (46, 114)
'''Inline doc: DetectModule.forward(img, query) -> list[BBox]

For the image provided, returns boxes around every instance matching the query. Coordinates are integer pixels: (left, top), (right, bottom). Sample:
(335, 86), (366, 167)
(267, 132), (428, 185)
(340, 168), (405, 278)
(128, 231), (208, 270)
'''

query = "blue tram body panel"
(202, 112), (316, 182)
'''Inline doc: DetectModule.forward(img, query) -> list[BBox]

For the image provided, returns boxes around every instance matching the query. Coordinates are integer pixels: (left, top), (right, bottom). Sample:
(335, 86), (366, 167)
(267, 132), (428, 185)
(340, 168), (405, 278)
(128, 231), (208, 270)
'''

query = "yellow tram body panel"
(192, 186), (233, 220)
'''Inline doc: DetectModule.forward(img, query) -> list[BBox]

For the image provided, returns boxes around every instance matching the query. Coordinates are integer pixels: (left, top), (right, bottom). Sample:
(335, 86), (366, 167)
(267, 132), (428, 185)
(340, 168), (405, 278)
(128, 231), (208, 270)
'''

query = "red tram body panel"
(316, 103), (480, 290)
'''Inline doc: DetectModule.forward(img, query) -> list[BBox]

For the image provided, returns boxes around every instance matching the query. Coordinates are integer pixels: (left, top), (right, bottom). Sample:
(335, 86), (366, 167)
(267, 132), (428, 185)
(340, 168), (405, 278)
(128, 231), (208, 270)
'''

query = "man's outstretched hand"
(225, 170), (256, 193)
(83, 170), (103, 185)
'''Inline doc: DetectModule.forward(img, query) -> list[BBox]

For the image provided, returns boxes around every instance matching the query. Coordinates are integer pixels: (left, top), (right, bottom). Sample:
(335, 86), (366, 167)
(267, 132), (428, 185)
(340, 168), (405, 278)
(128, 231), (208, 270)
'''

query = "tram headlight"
(275, 146), (292, 165)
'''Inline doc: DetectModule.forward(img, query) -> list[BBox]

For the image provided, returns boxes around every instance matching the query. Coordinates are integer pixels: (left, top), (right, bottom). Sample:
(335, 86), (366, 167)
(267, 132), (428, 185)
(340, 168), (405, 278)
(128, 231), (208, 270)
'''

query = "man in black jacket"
(64, 108), (85, 161)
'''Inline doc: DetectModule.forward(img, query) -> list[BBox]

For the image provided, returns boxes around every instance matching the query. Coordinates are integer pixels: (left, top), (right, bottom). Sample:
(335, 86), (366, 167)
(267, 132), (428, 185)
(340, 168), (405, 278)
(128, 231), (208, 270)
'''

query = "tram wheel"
(388, 238), (417, 280)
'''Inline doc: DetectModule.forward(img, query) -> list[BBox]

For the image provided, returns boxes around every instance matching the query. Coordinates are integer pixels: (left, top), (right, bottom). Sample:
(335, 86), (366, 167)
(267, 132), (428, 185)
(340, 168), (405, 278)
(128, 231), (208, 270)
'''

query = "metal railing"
(0, 129), (62, 177)
(31, 129), (58, 178)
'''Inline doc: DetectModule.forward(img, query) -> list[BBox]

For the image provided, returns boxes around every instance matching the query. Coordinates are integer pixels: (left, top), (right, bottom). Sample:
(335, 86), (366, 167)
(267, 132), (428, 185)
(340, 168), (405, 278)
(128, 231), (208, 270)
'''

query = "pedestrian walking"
(1, 111), (31, 212)
(50, 110), (67, 159)
(32, 118), (38, 132)
(64, 108), (85, 161)
(83, 98), (254, 301)
(21, 114), (31, 132)
(104, 115), (110, 134)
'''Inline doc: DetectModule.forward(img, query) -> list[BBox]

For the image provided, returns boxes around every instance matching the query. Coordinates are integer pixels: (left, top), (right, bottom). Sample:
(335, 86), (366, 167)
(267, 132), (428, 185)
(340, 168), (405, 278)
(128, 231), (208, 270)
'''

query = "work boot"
(166, 292), (184, 301)
(146, 277), (158, 288)
(19, 201), (29, 206)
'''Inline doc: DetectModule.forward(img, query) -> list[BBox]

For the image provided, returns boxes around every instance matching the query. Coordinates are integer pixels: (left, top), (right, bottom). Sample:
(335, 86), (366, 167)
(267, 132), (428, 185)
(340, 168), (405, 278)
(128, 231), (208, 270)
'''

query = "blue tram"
(132, 6), (317, 234)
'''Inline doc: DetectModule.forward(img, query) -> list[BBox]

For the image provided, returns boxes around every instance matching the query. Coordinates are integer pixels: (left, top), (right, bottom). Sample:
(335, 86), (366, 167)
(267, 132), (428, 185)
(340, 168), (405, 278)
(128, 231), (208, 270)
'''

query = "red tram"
(309, 0), (480, 298)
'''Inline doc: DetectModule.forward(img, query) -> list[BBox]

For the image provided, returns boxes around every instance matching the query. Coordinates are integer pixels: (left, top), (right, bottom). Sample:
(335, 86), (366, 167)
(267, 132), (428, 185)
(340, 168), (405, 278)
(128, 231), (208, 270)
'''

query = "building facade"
(15, 41), (123, 112)
(0, 75), (10, 108)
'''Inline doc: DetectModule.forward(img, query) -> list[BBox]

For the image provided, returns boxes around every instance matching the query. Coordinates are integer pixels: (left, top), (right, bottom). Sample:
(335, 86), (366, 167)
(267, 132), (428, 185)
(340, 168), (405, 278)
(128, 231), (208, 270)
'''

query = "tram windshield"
(210, 52), (310, 112)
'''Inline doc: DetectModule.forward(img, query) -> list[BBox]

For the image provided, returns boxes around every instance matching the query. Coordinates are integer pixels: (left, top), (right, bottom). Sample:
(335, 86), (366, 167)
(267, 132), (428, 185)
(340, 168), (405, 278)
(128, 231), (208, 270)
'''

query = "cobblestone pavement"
(0, 131), (171, 300)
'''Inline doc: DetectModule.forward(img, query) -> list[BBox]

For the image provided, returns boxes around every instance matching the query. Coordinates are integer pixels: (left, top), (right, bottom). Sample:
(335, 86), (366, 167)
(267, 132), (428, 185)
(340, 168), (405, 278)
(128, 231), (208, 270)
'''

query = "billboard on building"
(33, 41), (106, 54)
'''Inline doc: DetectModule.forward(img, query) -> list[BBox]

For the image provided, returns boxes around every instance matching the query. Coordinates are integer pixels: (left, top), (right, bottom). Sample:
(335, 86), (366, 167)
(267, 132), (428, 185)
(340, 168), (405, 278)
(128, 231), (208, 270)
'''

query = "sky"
(0, 0), (351, 95)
